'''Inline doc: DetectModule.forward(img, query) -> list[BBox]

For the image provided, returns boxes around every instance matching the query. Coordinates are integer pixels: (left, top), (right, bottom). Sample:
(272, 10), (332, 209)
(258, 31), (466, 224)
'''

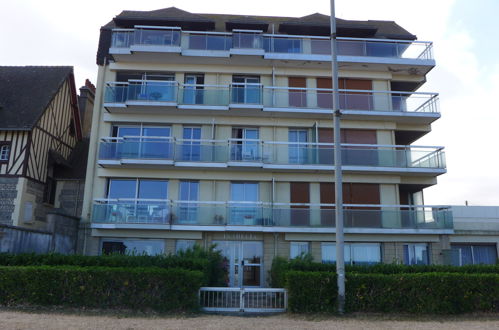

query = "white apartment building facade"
(81, 7), (460, 287)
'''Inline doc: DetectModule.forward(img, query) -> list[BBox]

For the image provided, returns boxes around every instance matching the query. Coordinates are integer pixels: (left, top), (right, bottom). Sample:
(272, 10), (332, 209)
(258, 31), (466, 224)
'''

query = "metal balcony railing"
(92, 200), (453, 230)
(98, 138), (446, 170)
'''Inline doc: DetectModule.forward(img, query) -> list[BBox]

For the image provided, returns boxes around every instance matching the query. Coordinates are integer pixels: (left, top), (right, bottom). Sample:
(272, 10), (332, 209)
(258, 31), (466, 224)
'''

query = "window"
(69, 118), (76, 137)
(290, 242), (310, 259)
(101, 239), (164, 255)
(451, 244), (498, 266)
(106, 179), (169, 223)
(111, 125), (172, 159)
(230, 182), (259, 225)
(322, 243), (381, 265)
(183, 74), (205, 105)
(231, 127), (260, 161)
(0, 144), (10, 161)
(231, 76), (261, 104)
(289, 129), (308, 164)
(404, 244), (429, 265)
(181, 127), (201, 161)
(176, 240), (196, 253)
(178, 181), (199, 224)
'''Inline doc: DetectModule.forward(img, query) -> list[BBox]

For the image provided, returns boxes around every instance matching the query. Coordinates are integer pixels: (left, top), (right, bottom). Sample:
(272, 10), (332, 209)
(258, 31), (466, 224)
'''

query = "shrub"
(0, 247), (227, 287)
(0, 266), (203, 312)
(285, 271), (499, 314)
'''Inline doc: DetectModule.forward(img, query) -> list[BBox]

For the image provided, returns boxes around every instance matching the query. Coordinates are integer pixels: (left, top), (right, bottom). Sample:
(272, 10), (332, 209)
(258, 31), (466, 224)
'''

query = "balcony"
(91, 201), (453, 234)
(97, 138), (446, 175)
(109, 28), (434, 72)
(104, 80), (178, 112)
(262, 87), (439, 123)
(103, 81), (439, 123)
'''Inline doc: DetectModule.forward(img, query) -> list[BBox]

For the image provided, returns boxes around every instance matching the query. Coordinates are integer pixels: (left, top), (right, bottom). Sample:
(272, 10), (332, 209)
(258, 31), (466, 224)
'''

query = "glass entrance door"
(213, 240), (263, 287)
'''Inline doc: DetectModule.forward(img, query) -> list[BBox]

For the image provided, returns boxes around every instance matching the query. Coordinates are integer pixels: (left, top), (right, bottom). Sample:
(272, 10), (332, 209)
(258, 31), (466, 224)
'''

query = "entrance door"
(213, 241), (263, 287)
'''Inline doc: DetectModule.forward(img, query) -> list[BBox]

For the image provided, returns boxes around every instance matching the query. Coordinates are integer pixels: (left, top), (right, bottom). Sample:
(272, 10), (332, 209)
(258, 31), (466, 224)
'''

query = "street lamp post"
(329, 0), (346, 314)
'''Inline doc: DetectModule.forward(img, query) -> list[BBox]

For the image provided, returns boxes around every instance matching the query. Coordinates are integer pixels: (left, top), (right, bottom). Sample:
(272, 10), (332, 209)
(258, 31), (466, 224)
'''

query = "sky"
(0, 0), (497, 206)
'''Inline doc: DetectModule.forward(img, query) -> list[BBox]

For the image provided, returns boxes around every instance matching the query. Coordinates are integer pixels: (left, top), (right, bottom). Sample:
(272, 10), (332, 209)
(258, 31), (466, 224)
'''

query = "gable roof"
(0, 66), (75, 131)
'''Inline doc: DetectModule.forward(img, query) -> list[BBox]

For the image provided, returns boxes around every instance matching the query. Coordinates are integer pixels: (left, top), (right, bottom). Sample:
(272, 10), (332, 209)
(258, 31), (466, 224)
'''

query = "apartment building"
(82, 7), (453, 286)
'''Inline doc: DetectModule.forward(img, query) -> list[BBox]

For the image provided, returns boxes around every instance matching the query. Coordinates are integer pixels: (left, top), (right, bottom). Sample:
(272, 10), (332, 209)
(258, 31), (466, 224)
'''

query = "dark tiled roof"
(0, 66), (73, 130)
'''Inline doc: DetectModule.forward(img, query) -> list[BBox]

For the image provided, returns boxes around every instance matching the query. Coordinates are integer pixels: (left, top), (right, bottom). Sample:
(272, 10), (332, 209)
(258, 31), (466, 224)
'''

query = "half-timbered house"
(0, 66), (83, 230)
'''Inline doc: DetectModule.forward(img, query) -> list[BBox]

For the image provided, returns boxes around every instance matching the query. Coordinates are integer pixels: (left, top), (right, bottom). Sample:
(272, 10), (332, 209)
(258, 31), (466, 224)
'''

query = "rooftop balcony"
(91, 201), (453, 234)
(103, 82), (440, 124)
(97, 137), (446, 176)
(109, 27), (435, 73)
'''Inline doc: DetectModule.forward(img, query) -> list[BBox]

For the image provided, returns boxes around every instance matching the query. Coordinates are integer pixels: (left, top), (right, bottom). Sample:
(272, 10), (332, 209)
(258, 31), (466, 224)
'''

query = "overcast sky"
(1, 0), (497, 206)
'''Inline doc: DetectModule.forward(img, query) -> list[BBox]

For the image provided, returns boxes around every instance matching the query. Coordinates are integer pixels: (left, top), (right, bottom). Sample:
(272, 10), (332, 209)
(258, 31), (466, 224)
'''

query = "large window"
(110, 125), (172, 159)
(322, 243), (381, 265)
(230, 182), (259, 225)
(0, 144), (10, 161)
(451, 244), (498, 266)
(404, 244), (429, 265)
(106, 179), (168, 223)
(231, 127), (260, 161)
(176, 240), (196, 254)
(101, 239), (164, 255)
(231, 76), (261, 104)
(290, 242), (310, 259)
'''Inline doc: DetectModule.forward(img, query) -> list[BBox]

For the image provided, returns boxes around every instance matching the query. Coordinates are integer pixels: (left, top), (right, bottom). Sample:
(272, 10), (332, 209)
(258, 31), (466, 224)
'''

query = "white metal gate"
(199, 287), (287, 313)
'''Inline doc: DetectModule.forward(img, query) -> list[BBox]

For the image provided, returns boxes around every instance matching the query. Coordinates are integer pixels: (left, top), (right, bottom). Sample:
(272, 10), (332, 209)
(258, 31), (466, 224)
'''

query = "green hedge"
(271, 256), (499, 287)
(286, 271), (499, 314)
(0, 266), (203, 311)
(0, 246), (227, 287)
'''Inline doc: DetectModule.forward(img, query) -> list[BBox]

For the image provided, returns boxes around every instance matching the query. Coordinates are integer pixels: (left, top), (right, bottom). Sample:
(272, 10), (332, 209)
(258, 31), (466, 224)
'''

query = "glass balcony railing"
(98, 139), (446, 170)
(178, 85), (230, 106)
(262, 143), (446, 169)
(263, 88), (439, 113)
(104, 81), (178, 103)
(230, 83), (263, 105)
(111, 28), (434, 61)
(92, 201), (453, 230)
(99, 137), (174, 161)
(187, 33), (232, 51)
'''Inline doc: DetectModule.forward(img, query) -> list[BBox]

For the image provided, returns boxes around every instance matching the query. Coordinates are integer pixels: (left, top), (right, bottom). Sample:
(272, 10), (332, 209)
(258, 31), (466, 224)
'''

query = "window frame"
(290, 241), (310, 259)
(0, 142), (11, 162)
(403, 243), (430, 265)
(321, 242), (381, 265)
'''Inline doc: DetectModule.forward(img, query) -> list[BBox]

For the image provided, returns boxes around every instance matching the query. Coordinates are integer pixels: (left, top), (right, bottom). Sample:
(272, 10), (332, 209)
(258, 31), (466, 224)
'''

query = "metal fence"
(199, 287), (287, 313)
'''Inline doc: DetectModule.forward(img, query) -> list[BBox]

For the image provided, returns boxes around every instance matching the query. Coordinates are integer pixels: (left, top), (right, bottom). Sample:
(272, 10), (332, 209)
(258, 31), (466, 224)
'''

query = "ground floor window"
(101, 239), (164, 255)
(290, 242), (310, 259)
(451, 244), (497, 266)
(176, 239), (196, 253)
(404, 243), (429, 265)
(321, 242), (381, 265)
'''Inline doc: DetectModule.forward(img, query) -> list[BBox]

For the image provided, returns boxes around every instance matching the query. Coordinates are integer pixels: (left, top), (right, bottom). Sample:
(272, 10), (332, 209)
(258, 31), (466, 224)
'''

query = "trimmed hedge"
(271, 256), (499, 287)
(0, 246), (227, 286)
(0, 266), (203, 311)
(286, 271), (499, 314)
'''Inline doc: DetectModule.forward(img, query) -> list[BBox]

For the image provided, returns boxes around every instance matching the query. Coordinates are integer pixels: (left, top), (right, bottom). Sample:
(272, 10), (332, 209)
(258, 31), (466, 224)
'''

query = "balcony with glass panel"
(229, 83), (263, 109)
(97, 138), (446, 175)
(109, 27), (434, 71)
(182, 32), (232, 57)
(103, 80), (178, 112)
(263, 87), (440, 123)
(92, 201), (453, 234)
(98, 137), (174, 167)
(177, 85), (230, 110)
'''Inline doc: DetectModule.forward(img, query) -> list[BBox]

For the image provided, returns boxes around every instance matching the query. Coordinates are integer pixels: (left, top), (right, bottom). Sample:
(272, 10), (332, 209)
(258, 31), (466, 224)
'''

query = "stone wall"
(0, 177), (18, 225)
(56, 180), (85, 217)
(26, 179), (52, 223)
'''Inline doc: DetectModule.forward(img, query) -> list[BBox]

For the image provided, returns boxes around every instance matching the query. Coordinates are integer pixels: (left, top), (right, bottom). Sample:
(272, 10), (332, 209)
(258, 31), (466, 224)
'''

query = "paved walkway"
(0, 311), (498, 329)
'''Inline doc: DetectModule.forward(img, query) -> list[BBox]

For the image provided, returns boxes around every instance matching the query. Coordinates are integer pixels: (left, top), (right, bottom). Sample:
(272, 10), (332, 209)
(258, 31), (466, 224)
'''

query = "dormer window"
(0, 144), (10, 161)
